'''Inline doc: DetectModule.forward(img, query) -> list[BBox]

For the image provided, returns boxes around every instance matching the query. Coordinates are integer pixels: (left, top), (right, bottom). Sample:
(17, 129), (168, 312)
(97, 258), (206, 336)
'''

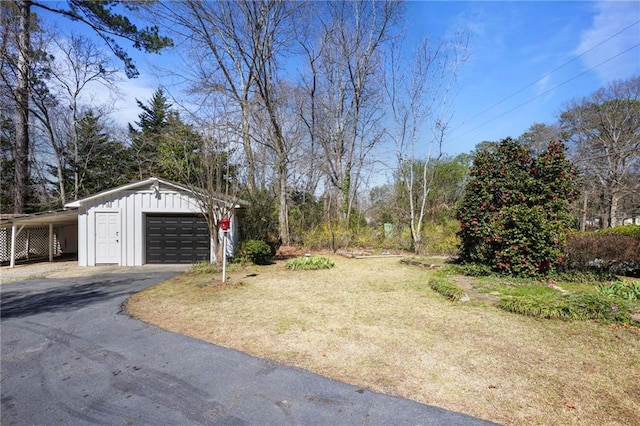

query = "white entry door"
(95, 212), (120, 264)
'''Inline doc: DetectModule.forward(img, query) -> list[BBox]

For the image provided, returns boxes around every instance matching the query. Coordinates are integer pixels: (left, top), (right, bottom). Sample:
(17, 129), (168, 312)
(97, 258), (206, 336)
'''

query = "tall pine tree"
(128, 87), (202, 184)
(128, 87), (171, 179)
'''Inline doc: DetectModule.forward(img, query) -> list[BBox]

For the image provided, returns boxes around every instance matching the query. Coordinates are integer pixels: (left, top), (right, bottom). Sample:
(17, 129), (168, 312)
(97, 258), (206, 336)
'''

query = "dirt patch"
(449, 275), (500, 303)
(1, 261), (139, 284)
(1, 260), (80, 284)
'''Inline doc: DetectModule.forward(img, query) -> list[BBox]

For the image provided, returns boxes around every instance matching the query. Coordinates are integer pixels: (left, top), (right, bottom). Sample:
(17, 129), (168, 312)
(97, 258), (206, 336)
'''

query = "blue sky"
(43, 1), (640, 157)
(405, 1), (640, 155)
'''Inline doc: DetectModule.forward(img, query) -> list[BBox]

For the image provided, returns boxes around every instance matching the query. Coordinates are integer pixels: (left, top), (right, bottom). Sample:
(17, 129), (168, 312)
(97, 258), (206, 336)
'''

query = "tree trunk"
(580, 192), (588, 231)
(341, 163), (351, 222)
(609, 192), (620, 228)
(278, 159), (289, 245)
(14, 0), (30, 213)
(241, 100), (257, 195)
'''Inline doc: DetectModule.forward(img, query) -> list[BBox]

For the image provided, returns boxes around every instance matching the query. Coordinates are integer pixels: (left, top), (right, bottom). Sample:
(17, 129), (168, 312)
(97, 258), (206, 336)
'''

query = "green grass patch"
(286, 256), (335, 270)
(428, 277), (467, 301)
(443, 262), (494, 277)
(190, 261), (219, 274)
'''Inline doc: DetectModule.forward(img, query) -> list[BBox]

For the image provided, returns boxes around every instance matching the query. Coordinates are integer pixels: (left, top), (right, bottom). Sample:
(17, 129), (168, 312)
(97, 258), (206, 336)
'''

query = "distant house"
(2, 177), (246, 267)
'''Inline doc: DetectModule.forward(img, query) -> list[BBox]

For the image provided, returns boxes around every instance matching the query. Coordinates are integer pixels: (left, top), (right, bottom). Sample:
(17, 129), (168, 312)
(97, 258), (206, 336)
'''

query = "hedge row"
(565, 226), (640, 277)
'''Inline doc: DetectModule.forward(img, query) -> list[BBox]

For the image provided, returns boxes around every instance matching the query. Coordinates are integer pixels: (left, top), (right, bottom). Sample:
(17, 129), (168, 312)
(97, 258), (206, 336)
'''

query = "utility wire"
(451, 19), (640, 135)
(451, 41), (640, 141)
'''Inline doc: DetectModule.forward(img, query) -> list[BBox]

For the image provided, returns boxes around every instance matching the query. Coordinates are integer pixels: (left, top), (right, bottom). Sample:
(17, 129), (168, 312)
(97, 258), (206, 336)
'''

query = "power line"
(450, 41), (640, 142)
(451, 19), (640, 135)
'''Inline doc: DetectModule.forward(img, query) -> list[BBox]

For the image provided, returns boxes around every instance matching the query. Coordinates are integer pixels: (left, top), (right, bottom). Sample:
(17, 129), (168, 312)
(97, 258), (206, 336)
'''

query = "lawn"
(126, 256), (640, 426)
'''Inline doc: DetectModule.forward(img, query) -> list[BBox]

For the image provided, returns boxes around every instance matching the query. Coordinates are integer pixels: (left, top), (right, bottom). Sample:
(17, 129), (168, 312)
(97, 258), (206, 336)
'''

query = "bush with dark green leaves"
(238, 239), (273, 265)
(456, 138), (579, 276)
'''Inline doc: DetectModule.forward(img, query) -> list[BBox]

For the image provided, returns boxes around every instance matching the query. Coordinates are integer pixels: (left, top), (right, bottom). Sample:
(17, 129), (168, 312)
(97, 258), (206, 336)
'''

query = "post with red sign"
(220, 217), (231, 282)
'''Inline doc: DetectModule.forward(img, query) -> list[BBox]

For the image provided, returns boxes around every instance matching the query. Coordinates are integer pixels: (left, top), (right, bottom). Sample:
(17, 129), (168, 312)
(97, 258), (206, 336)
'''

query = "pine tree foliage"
(128, 87), (203, 183)
(32, 0), (173, 78)
(70, 110), (130, 198)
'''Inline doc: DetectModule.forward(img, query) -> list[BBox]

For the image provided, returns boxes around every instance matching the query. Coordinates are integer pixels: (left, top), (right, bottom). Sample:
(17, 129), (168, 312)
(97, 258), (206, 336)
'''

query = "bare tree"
(154, 0), (299, 244)
(295, 17), (326, 198)
(26, 33), (119, 206)
(560, 76), (640, 228)
(160, 107), (246, 267)
(48, 34), (119, 200)
(386, 33), (468, 253)
(309, 0), (401, 223)
(156, 0), (260, 195)
(517, 122), (562, 156)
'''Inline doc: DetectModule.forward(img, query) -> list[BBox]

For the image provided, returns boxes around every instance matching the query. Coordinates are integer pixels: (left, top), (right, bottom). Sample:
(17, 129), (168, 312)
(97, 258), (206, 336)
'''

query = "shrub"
(497, 292), (630, 323)
(549, 268), (616, 283)
(286, 256), (335, 270)
(421, 219), (460, 256)
(238, 239), (273, 265)
(597, 224), (640, 239)
(300, 222), (410, 252)
(456, 139), (579, 276)
(428, 277), (467, 301)
(565, 233), (640, 277)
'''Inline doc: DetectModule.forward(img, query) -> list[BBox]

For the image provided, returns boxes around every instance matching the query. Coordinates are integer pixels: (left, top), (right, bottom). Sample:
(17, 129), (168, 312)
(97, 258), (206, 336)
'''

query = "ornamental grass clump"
(428, 277), (467, 301)
(597, 280), (640, 301)
(497, 292), (631, 323)
(286, 256), (335, 270)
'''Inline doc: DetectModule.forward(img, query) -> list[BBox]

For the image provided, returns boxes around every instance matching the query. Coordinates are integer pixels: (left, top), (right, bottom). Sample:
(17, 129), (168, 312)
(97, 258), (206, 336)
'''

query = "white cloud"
(575, 1), (640, 83)
(80, 73), (157, 130)
(535, 74), (552, 96)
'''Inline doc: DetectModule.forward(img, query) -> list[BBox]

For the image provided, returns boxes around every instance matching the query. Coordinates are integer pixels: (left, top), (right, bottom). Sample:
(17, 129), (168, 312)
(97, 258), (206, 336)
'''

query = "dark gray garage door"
(145, 214), (210, 264)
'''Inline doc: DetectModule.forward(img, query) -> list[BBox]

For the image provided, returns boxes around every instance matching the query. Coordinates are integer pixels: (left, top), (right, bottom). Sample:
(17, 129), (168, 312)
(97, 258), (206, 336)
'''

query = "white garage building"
(64, 177), (243, 266)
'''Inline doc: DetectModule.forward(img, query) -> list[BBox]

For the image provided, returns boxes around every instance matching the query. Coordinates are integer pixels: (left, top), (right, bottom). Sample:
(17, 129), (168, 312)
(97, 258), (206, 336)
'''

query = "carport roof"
(0, 209), (78, 229)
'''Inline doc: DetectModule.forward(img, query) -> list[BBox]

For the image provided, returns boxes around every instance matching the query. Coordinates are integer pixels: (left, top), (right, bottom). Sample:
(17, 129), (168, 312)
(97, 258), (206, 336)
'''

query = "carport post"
(10, 223), (25, 268)
(10, 221), (16, 268)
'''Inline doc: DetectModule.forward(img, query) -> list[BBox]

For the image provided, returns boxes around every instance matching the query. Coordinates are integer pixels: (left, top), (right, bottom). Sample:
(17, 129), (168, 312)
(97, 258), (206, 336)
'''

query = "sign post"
(220, 217), (231, 283)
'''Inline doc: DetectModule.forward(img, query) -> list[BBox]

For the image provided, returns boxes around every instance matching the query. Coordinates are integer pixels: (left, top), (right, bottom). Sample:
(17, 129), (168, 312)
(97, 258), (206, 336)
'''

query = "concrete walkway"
(1, 267), (496, 425)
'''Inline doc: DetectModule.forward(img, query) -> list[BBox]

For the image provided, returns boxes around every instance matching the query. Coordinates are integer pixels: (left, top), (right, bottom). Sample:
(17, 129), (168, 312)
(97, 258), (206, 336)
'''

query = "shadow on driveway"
(0, 278), (136, 319)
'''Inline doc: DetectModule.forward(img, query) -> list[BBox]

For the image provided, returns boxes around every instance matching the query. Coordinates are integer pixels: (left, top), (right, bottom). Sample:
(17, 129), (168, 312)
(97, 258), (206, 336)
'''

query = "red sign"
(220, 217), (231, 231)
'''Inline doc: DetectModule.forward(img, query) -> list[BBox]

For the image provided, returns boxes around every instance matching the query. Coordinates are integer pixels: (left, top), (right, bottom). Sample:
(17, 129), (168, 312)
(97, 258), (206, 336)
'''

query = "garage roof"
(64, 177), (248, 209)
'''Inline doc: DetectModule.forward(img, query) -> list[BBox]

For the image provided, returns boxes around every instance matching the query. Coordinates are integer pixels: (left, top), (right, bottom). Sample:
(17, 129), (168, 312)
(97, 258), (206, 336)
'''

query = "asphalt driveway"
(1, 267), (496, 425)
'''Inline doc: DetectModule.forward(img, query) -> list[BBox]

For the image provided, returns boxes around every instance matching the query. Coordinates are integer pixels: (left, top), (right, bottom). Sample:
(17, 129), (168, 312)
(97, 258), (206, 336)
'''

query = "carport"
(0, 209), (78, 268)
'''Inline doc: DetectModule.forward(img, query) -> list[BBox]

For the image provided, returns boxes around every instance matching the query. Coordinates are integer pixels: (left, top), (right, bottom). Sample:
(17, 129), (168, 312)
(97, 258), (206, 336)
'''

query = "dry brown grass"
(126, 256), (640, 425)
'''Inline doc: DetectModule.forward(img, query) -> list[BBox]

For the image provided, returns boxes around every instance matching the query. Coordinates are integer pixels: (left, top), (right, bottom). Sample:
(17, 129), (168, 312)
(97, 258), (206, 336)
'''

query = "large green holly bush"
(456, 138), (579, 276)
